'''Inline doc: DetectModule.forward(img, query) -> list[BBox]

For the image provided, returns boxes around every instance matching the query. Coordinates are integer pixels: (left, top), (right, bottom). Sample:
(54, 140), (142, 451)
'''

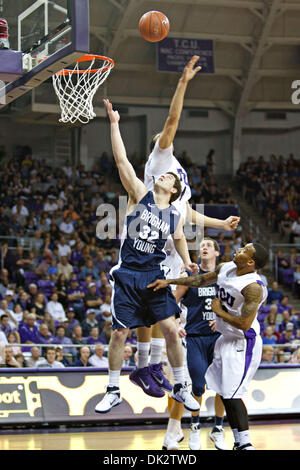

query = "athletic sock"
(214, 416), (224, 429)
(191, 415), (200, 425)
(149, 338), (165, 364)
(167, 418), (181, 436)
(172, 366), (185, 385)
(137, 342), (150, 369)
(239, 430), (251, 446)
(232, 428), (240, 445)
(108, 370), (121, 389)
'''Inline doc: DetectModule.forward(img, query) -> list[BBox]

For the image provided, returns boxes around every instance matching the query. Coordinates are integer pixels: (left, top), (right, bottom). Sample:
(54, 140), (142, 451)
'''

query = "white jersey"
(144, 139), (192, 279)
(205, 261), (268, 399)
(215, 261), (267, 338)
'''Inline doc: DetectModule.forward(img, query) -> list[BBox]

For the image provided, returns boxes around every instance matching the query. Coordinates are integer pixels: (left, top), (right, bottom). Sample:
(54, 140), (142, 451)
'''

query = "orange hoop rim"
(55, 54), (114, 76)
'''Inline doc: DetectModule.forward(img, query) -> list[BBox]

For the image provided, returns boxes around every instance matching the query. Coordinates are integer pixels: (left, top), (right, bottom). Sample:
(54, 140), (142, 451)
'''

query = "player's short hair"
(167, 172), (182, 204)
(252, 242), (268, 270)
(201, 237), (220, 253)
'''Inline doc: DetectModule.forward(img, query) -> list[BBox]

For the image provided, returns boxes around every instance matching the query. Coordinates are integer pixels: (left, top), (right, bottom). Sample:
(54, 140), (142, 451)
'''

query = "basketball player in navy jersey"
(95, 99), (200, 414)
(130, 55), (240, 401)
(148, 242), (268, 450)
(163, 237), (227, 451)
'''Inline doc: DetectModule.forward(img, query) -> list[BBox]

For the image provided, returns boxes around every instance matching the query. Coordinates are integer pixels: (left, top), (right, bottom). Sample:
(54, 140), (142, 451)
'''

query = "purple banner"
(157, 37), (214, 74)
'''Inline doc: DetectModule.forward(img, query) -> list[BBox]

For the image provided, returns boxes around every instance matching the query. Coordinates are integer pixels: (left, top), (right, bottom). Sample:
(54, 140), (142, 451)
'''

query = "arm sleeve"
(147, 139), (175, 177)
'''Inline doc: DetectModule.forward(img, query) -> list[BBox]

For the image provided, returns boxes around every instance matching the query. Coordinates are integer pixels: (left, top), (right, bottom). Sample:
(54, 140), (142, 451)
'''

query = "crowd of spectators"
(258, 281), (300, 364)
(0, 145), (299, 368)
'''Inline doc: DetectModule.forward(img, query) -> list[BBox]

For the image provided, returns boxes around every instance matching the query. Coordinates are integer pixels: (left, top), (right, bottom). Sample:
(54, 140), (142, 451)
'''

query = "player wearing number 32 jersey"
(95, 98), (200, 415)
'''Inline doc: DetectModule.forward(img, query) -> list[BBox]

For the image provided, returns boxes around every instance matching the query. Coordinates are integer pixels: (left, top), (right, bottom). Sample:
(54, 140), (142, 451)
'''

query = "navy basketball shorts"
(110, 266), (181, 330)
(186, 335), (220, 397)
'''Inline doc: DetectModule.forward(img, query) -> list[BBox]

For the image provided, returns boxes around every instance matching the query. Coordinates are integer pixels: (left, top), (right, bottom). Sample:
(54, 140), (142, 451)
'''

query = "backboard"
(0, 0), (90, 108)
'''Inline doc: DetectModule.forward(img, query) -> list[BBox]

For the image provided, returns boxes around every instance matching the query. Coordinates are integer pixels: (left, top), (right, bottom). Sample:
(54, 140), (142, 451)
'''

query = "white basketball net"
(52, 55), (114, 124)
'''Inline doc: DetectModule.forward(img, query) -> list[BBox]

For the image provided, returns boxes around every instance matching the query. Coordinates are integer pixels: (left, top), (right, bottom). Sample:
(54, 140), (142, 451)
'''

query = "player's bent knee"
(112, 328), (128, 344)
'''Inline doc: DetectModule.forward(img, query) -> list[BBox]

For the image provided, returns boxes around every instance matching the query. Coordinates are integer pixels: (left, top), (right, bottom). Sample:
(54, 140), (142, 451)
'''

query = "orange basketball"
(139, 11), (170, 43)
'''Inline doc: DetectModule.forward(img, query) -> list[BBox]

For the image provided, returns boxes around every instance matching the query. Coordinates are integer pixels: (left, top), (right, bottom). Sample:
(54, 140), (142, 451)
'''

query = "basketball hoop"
(52, 54), (114, 124)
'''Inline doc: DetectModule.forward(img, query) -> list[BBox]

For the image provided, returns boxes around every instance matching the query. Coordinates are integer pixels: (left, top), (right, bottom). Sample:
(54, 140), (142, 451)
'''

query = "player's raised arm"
(104, 99), (146, 201)
(186, 204), (240, 231)
(172, 216), (199, 274)
(211, 282), (263, 331)
(158, 55), (201, 150)
(148, 263), (223, 292)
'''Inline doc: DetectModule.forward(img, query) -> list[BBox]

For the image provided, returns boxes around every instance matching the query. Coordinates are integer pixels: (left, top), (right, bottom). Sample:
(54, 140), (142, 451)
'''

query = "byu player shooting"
(131, 55), (240, 402)
(148, 242), (268, 450)
(95, 99), (200, 414)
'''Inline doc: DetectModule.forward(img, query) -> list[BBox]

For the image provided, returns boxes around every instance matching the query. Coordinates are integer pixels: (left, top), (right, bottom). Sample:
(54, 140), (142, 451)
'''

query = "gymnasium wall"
(1, 108), (300, 174)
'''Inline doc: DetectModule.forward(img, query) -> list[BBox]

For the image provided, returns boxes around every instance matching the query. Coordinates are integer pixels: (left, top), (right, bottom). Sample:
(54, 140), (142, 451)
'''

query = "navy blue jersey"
(119, 191), (181, 271)
(182, 267), (219, 336)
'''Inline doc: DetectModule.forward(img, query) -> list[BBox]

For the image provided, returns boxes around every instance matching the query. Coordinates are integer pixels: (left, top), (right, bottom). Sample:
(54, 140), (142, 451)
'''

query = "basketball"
(139, 11), (169, 43)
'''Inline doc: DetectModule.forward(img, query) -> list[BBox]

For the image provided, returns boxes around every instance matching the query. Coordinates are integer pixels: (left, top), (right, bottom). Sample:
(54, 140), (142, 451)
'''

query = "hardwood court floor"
(0, 422), (299, 450)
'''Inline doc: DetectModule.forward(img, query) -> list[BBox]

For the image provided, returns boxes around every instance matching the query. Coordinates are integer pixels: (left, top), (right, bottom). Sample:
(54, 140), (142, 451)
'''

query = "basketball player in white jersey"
(131, 55), (240, 408)
(148, 242), (268, 450)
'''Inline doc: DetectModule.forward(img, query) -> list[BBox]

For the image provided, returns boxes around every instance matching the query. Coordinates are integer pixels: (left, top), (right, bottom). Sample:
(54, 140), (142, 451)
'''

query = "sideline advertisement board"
(0, 366), (299, 425)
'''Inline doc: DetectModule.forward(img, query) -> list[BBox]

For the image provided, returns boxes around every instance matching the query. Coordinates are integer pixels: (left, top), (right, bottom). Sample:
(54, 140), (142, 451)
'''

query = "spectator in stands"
(86, 326), (106, 346)
(27, 283), (38, 305)
(15, 352), (26, 368)
(262, 326), (278, 345)
(289, 216), (300, 243)
(57, 256), (73, 281)
(29, 292), (46, 321)
(59, 214), (74, 237)
(65, 307), (80, 337)
(261, 345), (276, 364)
(40, 311), (55, 335)
(72, 346), (92, 367)
(37, 346), (65, 368)
(122, 345), (135, 367)
(99, 321), (112, 344)
(4, 346), (20, 368)
(0, 300), (19, 331)
(277, 296), (292, 314)
(25, 346), (41, 368)
(36, 323), (54, 346)
(54, 274), (68, 307)
(98, 293), (112, 323)
(12, 303), (24, 325)
(55, 346), (71, 367)
(267, 281), (284, 304)
(81, 310), (102, 337)
(18, 313), (40, 349)
(293, 265), (300, 297)
(79, 258), (99, 281)
(0, 313), (16, 340)
(72, 325), (86, 346)
(0, 268), (10, 297)
(279, 310), (297, 334)
(289, 347), (300, 364)
(46, 292), (67, 324)
(67, 277), (86, 321)
(85, 283), (103, 313)
(7, 332), (21, 356)
(52, 325), (75, 356)
(264, 309), (281, 339)
(57, 236), (71, 259)
(89, 343), (108, 368)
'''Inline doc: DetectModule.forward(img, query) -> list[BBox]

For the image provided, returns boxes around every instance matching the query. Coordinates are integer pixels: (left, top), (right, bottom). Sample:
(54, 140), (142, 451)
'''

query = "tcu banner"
(157, 37), (214, 74)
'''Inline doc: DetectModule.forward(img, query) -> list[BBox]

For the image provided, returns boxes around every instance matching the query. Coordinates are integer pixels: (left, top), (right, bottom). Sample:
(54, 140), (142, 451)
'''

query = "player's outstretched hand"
(147, 279), (170, 292)
(184, 263), (199, 274)
(103, 98), (120, 124)
(182, 55), (202, 83)
(223, 216), (240, 231)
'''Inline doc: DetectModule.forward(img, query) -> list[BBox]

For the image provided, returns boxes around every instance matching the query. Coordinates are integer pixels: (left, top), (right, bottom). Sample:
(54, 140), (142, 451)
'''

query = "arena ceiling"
(2, 0), (300, 119)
